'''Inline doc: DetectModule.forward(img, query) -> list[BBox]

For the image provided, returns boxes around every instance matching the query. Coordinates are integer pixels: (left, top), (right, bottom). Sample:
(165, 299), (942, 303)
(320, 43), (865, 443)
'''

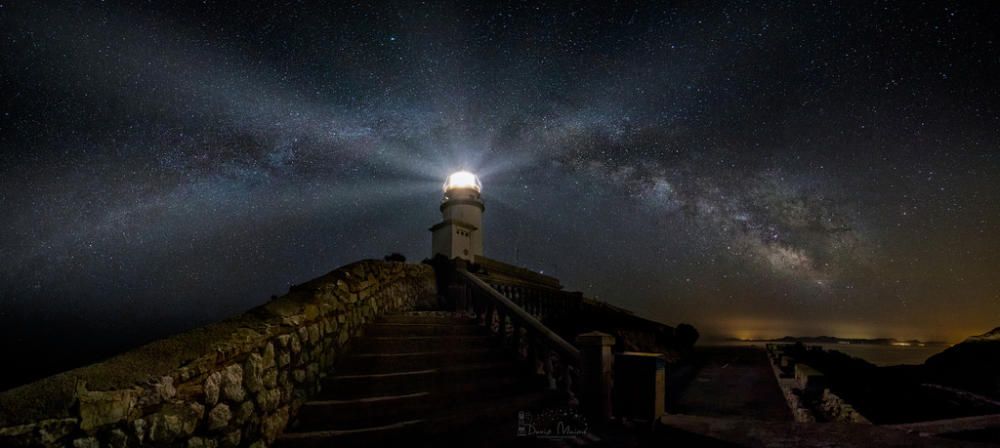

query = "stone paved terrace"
(669, 346), (793, 421)
(658, 414), (999, 447)
(660, 345), (1000, 446)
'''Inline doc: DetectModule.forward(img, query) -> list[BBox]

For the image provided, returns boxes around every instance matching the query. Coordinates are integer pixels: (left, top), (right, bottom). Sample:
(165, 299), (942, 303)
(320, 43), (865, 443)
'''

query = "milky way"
(2, 1), (999, 388)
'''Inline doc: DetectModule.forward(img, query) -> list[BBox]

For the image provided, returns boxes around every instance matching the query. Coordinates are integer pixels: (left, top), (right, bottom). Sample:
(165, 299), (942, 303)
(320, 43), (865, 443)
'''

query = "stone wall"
(819, 389), (871, 424)
(766, 347), (817, 423)
(0, 260), (436, 448)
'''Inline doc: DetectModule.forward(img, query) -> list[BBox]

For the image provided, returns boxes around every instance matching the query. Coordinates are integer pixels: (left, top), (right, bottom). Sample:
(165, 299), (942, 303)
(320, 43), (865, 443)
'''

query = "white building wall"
(431, 226), (452, 259)
(431, 181), (484, 261)
(451, 227), (473, 260)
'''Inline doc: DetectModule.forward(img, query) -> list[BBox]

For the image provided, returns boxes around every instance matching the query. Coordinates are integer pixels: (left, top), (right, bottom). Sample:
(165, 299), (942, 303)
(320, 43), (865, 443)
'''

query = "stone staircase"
(274, 312), (553, 447)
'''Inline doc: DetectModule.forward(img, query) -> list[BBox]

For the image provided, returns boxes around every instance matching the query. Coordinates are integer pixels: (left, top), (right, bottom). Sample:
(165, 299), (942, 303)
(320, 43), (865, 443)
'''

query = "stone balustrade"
(0, 260), (436, 448)
(453, 269), (583, 404)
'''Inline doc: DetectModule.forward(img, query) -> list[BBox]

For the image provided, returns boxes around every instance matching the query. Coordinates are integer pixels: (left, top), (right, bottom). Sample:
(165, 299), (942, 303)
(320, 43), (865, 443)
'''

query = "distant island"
(727, 335), (948, 346)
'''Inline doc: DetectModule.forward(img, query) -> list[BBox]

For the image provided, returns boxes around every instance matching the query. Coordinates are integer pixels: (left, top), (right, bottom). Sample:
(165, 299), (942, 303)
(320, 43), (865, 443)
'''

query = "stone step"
(293, 392), (432, 433)
(292, 375), (540, 431)
(317, 361), (523, 400)
(271, 311), (564, 447)
(364, 322), (484, 337)
(275, 390), (549, 448)
(378, 313), (475, 325)
(335, 348), (499, 374)
(276, 419), (424, 448)
(354, 335), (494, 353)
(422, 402), (580, 448)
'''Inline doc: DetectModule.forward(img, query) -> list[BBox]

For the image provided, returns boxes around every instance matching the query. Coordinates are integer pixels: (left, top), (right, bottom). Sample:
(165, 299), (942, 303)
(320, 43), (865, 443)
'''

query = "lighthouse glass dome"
(443, 171), (482, 192)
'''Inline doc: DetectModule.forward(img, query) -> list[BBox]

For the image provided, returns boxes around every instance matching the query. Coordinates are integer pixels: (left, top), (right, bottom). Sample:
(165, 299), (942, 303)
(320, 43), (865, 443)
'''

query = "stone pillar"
(614, 352), (666, 423)
(576, 331), (615, 422)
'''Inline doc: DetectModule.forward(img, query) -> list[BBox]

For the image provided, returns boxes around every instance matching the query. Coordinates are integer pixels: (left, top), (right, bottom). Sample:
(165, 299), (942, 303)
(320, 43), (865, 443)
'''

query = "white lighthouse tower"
(430, 171), (484, 261)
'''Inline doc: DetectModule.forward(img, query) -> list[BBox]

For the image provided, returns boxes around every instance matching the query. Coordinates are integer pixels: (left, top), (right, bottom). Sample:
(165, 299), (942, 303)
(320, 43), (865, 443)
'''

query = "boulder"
(147, 402), (203, 444)
(244, 354), (264, 394)
(37, 418), (78, 445)
(256, 388), (281, 413)
(234, 401), (255, 426)
(106, 429), (128, 448)
(207, 403), (232, 431)
(203, 372), (222, 407)
(78, 387), (138, 432)
(72, 437), (99, 448)
(221, 430), (241, 448)
(260, 406), (289, 444)
(221, 365), (245, 402)
(187, 436), (218, 448)
(151, 376), (176, 403)
(261, 343), (276, 369)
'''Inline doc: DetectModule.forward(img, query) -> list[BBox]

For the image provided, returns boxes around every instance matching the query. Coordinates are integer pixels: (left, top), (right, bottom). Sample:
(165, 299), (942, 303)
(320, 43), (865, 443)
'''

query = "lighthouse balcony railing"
(454, 269), (582, 403)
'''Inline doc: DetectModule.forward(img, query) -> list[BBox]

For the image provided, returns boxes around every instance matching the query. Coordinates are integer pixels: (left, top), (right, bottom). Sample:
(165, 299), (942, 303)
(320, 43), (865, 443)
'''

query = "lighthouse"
(430, 171), (484, 261)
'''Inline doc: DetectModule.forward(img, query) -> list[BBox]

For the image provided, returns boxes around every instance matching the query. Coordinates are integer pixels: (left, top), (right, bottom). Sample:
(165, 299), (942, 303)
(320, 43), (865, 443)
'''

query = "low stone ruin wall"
(765, 346), (870, 424)
(0, 260), (436, 448)
(766, 349), (816, 422)
(819, 389), (871, 424)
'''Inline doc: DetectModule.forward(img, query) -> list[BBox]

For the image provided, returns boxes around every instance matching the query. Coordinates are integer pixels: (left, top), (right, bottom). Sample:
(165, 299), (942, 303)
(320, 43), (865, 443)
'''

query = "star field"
(1, 1), (999, 388)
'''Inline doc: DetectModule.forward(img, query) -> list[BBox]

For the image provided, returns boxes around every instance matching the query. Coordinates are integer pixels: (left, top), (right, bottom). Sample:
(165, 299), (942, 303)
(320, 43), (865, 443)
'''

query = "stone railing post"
(613, 352), (666, 423)
(575, 331), (615, 422)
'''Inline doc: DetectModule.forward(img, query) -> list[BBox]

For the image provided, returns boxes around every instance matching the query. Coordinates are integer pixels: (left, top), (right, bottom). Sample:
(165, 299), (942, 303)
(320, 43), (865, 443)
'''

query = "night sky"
(2, 1), (999, 388)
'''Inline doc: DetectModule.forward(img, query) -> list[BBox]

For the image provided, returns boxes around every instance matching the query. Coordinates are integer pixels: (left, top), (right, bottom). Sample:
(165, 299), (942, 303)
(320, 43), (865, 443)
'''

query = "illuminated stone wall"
(0, 260), (436, 448)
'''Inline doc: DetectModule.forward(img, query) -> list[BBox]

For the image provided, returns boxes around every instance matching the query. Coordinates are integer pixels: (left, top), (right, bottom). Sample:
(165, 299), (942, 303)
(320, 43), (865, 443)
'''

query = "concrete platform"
(670, 346), (793, 421)
(658, 414), (998, 447)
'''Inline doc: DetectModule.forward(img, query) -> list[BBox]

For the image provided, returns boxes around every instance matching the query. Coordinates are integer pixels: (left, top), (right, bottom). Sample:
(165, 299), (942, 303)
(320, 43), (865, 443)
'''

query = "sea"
(706, 341), (950, 366)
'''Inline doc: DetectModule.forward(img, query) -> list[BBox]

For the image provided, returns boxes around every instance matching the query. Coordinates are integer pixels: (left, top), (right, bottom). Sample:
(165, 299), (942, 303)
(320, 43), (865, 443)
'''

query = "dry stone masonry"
(819, 389), (871, 424)
(0, 260), (436, 448)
